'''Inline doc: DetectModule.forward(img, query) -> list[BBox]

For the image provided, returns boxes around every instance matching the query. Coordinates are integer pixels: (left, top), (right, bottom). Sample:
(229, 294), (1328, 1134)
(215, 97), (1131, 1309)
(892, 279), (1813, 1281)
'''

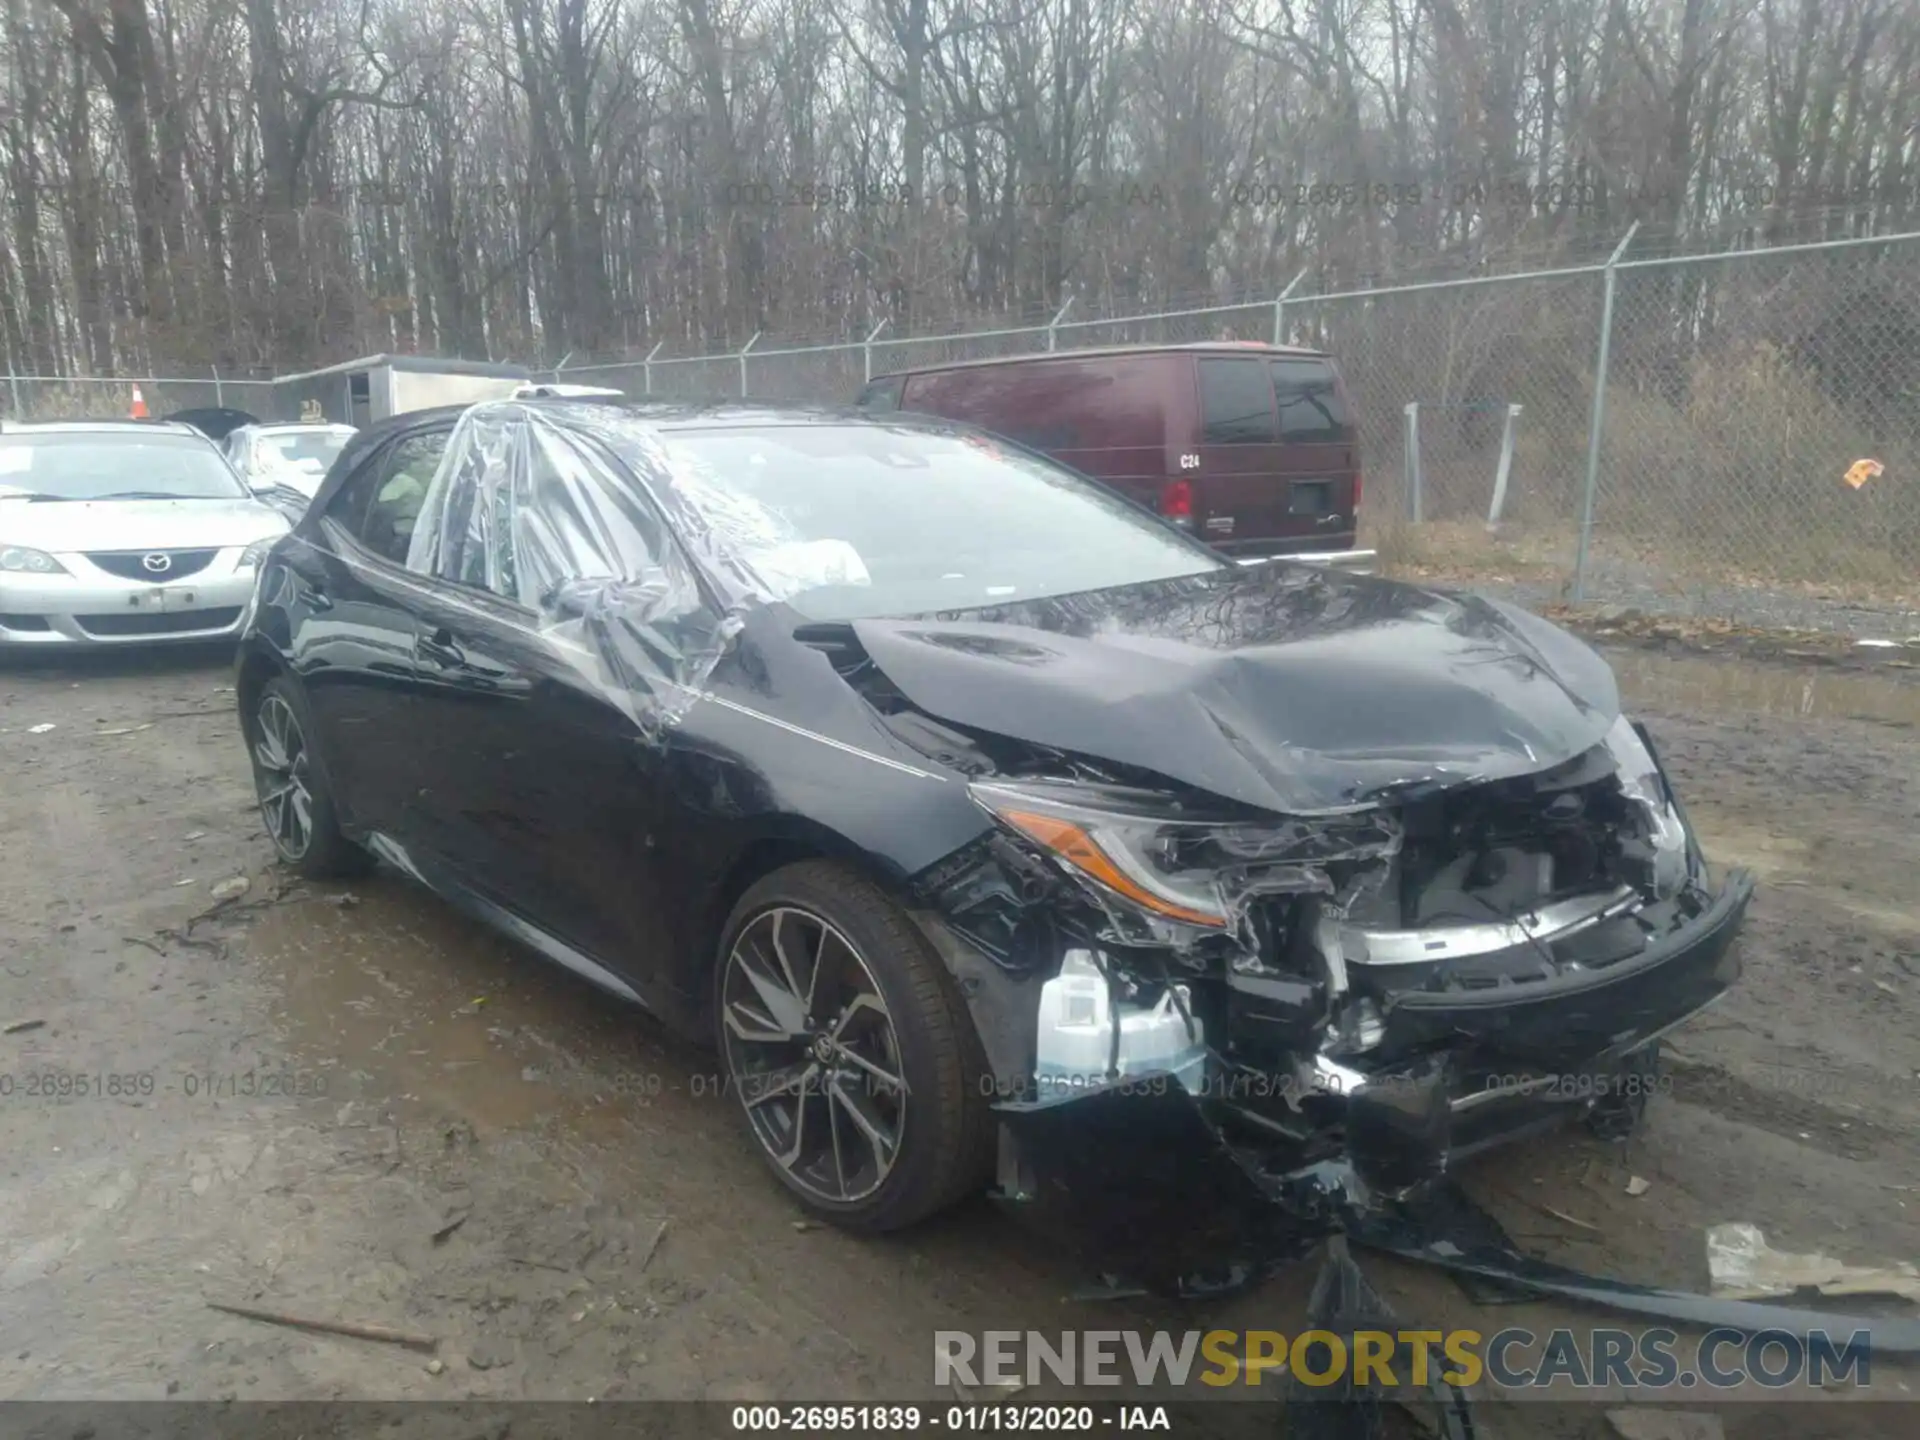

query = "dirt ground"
(2, 637), (1918, 1437)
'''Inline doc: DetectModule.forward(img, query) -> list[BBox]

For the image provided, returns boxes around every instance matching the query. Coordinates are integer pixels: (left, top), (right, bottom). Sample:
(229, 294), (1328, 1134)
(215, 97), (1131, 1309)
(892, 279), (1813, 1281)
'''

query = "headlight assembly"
(1603, 715), (1691, 898)
(968, 780), (1396, 930)
(0, 545), (66, 574)
(973, 782), (1232, 928)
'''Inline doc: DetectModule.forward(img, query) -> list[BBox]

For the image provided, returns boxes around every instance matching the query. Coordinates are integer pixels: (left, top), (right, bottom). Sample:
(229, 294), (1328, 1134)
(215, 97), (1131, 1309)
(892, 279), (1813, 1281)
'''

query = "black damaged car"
(235, 397), (1752, 1260)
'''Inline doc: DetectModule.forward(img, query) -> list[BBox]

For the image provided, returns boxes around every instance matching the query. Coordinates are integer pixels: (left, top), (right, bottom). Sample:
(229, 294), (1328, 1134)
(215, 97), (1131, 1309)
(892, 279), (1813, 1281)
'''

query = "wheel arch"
(234, 639), (288, 732)
(234, 641), (359, 838)
(686, 818), (914, 1021)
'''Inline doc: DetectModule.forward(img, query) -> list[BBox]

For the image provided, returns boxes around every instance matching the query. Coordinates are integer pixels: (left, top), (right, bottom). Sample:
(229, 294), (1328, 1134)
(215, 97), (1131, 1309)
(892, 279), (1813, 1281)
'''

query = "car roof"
(356, 397), (942, 440)
(0, 418), (205, 437)
(865, 339), (1331, 382)
(303, 398), (965, 532)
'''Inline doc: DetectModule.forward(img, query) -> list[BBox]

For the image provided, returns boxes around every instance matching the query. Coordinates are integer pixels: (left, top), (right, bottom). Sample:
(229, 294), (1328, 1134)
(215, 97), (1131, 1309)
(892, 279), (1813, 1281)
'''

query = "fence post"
(1573, 222), (1639, 600)
(1487, 403), (1522, 529)
(1272, 268), (1308, 346)
(1403, 402), (1423, 522)
(6, 368), (19, 420)
(1046, 298), (1073, 352)
(863, 320), (889, 383)
(643, 341), (663, 396)
(553, 350), (574, 386)
(739, 332), (761, 397)
(211, 364), (223, 408)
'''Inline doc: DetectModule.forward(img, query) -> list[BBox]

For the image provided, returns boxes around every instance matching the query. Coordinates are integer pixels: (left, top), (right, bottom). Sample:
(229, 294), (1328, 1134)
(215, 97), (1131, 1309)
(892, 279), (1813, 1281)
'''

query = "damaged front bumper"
(884, 629), (1759, 1293)
(984, 866), (1752, 1286)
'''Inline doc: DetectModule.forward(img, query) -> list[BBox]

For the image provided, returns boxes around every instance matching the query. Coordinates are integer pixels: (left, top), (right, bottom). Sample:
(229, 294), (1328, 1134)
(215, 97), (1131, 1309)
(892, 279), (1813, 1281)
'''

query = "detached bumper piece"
(1354, 1183), (1920, 1355)
(984, 868), (1920, 1358)
(994, 1081), (1304, 1296)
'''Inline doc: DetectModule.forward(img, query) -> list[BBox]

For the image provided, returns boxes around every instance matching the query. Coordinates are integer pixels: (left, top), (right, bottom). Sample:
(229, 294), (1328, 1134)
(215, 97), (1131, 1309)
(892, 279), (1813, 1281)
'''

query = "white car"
(223, 422), (359, 519)
(0, 420), (290, 648)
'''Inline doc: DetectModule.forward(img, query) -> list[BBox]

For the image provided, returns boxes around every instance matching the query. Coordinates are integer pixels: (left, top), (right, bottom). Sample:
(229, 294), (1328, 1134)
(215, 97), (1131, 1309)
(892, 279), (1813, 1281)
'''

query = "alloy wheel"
(252, 694), (315, 861)
(720, 905), (909, 1203)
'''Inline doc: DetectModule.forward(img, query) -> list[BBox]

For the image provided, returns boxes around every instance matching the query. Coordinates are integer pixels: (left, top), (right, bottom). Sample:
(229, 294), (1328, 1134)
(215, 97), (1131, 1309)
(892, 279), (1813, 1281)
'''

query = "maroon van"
(855, 342), (1372, 570)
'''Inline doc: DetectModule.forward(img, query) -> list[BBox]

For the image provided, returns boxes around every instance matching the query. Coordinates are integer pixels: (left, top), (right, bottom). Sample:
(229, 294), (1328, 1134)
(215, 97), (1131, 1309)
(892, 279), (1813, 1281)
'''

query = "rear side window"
(1198, 358), (1277, 444)
(857, 377), (904, 413)
(324, 429), (451, 566)
(1272, 359), (1354, 442)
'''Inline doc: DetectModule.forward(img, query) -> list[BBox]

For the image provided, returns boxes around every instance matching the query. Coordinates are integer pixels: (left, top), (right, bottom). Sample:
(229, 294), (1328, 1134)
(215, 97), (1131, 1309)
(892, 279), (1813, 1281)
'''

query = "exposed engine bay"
(800, 621), (1740, 1231)
(782, 569), (1766, 1337)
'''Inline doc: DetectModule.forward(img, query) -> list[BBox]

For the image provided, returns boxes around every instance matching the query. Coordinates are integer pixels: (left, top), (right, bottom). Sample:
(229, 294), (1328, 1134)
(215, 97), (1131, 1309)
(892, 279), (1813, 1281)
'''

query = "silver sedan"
(0, 420), (290, 648)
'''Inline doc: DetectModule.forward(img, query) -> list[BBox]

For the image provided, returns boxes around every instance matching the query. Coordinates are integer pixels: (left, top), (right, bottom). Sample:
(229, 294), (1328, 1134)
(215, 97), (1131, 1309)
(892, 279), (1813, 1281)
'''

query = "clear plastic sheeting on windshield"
(402, 401), (876, 744)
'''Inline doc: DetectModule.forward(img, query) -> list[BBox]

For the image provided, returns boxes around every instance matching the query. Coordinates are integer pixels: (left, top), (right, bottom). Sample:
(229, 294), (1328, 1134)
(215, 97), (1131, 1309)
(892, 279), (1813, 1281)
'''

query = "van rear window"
(1198, 358), (1277, 444)
(1271, 359), (1354, 442)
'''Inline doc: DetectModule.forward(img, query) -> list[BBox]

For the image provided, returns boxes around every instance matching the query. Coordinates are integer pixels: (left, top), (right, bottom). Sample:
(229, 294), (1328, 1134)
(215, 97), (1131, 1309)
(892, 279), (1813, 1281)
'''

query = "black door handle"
(418, 626), (464, 667)
(293, 567), (334, 611)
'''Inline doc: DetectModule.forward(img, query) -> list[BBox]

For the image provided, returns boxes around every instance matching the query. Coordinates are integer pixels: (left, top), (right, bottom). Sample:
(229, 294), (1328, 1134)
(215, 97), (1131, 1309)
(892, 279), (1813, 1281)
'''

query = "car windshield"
(656, 423), (1226, 621)
(0, 432), (248, 501)
(249, 428), (353, 475)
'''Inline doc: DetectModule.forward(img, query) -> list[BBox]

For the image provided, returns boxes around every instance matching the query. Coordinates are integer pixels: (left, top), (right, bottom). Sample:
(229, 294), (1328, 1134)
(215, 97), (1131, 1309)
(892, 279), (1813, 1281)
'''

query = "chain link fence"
(560, 229), (1920, 636)
(1584, 240), (1920, 630)
(9, 232), (1915, 635)
(1, 374), (277, 423)
(1284, 271), (1605, 565)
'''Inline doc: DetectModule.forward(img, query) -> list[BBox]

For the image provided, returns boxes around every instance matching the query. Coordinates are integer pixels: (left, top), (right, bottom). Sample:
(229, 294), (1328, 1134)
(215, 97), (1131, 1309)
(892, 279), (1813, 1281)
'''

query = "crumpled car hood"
(848, 562), (1621, 814)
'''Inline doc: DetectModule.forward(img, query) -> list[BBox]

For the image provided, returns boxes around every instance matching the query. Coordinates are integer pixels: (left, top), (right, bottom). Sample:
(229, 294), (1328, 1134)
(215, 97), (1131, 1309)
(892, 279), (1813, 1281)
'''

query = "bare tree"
(0, 0), (1915, 377)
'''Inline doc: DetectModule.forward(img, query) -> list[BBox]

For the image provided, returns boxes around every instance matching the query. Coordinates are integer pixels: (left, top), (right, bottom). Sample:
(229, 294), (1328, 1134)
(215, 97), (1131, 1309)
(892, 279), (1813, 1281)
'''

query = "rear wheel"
(247, 677), (372, 880)
(714, 860), (994, 1233)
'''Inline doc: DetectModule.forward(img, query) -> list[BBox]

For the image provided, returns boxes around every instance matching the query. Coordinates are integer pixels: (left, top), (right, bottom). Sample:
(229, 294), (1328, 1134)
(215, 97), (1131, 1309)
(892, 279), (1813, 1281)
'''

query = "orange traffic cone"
(130, 384), (149, 419)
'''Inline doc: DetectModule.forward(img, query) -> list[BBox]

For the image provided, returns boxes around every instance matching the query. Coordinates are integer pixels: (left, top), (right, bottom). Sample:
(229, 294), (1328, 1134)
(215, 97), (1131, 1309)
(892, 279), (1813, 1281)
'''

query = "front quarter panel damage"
(861, 620), (1757, 1309)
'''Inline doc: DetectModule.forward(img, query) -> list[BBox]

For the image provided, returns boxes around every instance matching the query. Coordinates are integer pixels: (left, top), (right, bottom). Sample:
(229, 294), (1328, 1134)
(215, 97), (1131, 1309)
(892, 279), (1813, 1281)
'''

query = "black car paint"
(166, 406), (262, 440)
(244, 398), (1739, 1055)
(242, 400), (1763, 1308)
(847, 564), (1622, 816)
(242, 405), (1004, 1034)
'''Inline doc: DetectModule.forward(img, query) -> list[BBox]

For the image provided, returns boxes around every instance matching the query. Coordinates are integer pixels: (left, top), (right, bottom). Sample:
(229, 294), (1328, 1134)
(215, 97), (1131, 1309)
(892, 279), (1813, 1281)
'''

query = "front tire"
(246, 676), (372, 880)
(714, 860), (994, 1233)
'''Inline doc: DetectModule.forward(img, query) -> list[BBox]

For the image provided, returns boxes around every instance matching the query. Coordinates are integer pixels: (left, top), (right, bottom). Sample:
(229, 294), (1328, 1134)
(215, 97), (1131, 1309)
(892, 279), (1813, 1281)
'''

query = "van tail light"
(1159, 479), (1194, 527)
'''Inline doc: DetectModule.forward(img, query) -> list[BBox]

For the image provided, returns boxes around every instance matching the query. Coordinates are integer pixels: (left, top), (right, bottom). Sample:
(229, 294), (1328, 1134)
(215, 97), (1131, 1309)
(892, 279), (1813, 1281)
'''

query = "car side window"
(325, 429), (451, 566)
(518, 430), (672, 602)
(413, 417), (673, 613)
(856, 377), (905, 413)
(1198, 358), (1278, 444)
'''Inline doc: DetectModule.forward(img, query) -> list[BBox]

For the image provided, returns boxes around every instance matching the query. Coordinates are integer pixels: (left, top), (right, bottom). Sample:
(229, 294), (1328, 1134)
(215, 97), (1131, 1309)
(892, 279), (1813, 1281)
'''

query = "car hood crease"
(846, 563), (1623, 814)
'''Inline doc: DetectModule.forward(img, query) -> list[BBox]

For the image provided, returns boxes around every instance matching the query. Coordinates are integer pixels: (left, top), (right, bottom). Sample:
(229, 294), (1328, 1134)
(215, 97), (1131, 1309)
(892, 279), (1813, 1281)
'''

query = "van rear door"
(1192, 354), (1359, 556)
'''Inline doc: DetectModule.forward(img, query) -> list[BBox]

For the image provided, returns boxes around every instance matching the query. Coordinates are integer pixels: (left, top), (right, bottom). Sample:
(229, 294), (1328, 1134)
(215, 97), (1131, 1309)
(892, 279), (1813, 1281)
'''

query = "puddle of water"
(1608, 647), (1920, 727)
